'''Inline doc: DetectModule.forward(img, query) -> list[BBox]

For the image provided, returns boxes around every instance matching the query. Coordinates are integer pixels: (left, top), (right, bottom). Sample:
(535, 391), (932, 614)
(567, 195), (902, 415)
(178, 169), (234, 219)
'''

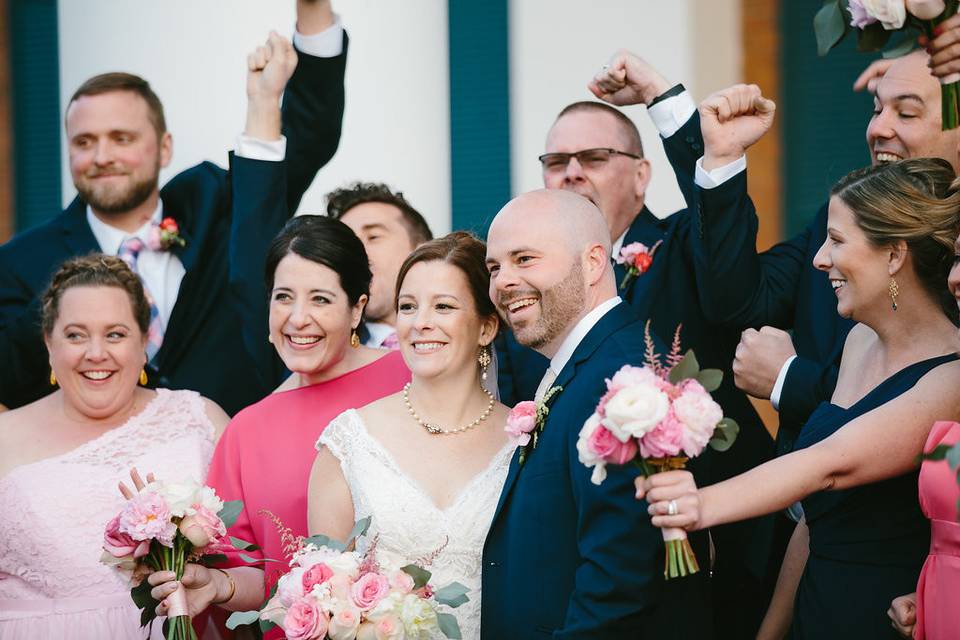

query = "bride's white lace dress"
(317, 409), (514, 640)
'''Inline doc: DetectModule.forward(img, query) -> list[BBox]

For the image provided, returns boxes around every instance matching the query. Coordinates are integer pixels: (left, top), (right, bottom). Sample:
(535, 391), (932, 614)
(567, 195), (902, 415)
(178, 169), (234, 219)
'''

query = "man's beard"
(76, 162), (160, 214)
(504, 259), (586, 350)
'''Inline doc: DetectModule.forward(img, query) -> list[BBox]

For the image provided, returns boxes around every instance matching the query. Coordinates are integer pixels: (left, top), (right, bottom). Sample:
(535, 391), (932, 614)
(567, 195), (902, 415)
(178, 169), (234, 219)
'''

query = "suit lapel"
(61, 198), (101, 255)
(489, 303), (637, 527)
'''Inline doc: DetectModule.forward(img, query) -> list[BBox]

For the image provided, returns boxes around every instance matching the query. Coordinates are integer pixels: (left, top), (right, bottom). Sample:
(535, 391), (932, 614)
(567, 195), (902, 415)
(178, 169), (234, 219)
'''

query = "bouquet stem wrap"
(640, 456), (700, 579)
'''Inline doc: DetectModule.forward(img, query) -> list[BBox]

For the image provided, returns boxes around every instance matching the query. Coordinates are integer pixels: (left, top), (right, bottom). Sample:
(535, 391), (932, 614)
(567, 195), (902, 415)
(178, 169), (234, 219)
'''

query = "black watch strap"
(648, 83), (686, 107)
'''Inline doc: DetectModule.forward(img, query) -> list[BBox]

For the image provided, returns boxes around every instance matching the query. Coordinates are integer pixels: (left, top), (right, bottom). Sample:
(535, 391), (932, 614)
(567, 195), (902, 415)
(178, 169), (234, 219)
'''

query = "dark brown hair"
(831, 157), (960, 323)
(68, 72), (167, 138)
(326, 182), (433, 246)
(555, 101), (644, 156)
(41, 254), (151, 336)
(395, 231), (498, 321)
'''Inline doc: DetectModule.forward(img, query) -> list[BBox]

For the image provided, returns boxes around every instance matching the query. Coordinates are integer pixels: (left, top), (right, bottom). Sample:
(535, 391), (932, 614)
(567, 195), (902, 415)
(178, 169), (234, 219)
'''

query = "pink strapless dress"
(914, 420), (960, 640)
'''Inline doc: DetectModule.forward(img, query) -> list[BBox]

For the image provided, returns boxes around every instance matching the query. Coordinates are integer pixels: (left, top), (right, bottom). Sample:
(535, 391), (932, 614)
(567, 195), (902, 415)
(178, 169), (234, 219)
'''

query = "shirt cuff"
(235, 134), (287, 161)
(770, 355), (797, 412)
(648, 90), (697, 139)
(694, 155), (747, 189)
(293, 14), (345, 58)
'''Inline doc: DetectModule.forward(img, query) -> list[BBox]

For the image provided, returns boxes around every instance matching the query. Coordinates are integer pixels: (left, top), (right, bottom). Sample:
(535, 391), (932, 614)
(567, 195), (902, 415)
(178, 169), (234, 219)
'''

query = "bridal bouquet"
(576, 324), (738, 579)
(814, 0), (960, 129)
(227, 517), (469, 640)
(101, 479), (241, 639)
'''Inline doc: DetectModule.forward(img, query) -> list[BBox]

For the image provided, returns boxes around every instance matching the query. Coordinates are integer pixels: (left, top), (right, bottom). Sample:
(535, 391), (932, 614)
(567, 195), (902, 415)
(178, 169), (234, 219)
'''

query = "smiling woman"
(0, 254), (228, 639)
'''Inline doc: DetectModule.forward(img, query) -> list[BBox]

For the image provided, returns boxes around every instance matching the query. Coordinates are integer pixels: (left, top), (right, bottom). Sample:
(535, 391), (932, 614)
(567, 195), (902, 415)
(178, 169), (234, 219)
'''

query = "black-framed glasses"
(538, 147), (642, 172)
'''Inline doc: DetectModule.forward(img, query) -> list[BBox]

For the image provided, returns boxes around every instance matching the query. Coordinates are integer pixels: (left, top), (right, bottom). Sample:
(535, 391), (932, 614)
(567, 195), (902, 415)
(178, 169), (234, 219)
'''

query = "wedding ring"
(667, 499), (678, 516)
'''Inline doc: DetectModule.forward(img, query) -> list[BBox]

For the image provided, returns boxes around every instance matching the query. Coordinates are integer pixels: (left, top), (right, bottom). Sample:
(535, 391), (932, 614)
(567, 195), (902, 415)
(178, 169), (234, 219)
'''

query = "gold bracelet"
(212, 568), (236, 605)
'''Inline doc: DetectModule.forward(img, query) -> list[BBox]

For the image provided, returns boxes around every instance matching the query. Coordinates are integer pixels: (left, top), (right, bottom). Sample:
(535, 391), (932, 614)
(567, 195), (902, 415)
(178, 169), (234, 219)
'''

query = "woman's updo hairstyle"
(831, 157), (960, 323)
(395, 231), (498, 324)
(41, 254), (151, 336)
(264, 215), (372, 306)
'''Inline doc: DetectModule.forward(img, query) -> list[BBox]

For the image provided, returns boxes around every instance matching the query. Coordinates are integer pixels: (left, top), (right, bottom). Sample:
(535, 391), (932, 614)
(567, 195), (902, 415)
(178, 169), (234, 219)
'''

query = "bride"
(309, 231), (513, 639)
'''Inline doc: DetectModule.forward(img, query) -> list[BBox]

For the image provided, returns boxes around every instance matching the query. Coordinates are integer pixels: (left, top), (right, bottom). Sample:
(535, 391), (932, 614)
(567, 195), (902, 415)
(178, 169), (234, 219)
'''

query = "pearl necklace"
(402, 382), (495, 435)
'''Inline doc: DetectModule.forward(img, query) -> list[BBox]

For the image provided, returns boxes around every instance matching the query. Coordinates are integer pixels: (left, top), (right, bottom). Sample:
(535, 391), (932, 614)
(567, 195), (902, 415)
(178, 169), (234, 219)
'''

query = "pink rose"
(576, 413), (609, 485)
(847, 0), (879, 27)
(639, 409), (683, 458)
(673, 380), (724, 458)
(389, 569), (415, 594)
(587, 423), (638, 465)
(302, 562), (334, 593)
(103, 514), (150, 559)
(596, 387), (619, 417)
(505, 401), (537, 446)
(327, 572), (354, 601)
(374, 615), (404, 640)
(351, 572), (391, 611)
(118, 491), (176, 546)
(328, 605), (362, 640)
(178, 505), (225, 549)
(857, 0), (907, 29)
(283, 598), (329, 640)
(906, 0), (945, 19)
(616, 242), (650, 265)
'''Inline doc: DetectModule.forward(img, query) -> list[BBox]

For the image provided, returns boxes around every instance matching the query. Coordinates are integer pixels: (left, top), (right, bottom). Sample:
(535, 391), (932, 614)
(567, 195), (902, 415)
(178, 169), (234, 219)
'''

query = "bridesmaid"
(636, 159), (960, 639)
(147, 216), (410, 636)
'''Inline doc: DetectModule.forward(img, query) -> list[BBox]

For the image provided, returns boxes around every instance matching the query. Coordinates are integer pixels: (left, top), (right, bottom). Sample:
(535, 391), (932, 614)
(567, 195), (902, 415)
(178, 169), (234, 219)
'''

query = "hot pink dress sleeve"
(914, 420), (960, 640)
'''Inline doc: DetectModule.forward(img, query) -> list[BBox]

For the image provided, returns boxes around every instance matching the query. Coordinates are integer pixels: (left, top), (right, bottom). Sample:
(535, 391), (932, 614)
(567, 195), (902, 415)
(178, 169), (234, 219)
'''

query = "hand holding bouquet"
(576, 324), (738, 579)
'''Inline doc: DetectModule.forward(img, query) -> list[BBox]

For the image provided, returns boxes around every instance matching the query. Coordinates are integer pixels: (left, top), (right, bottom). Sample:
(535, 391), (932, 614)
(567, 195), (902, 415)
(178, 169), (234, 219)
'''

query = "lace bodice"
(317, 409), (514, 640)
(0, 389), (216, 601)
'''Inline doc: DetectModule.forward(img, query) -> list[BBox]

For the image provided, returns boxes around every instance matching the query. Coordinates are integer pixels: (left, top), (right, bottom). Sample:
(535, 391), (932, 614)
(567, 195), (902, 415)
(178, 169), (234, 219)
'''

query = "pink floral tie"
(381, 331), (400, 350)
(117, 237), (164, 360)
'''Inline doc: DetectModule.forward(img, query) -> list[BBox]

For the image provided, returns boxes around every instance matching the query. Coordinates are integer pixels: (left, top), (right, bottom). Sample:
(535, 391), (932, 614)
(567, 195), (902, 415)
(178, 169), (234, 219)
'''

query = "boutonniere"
(616, 240), (662, 291)
(147, 217), (187, 251)
(506, 386), (563, 466)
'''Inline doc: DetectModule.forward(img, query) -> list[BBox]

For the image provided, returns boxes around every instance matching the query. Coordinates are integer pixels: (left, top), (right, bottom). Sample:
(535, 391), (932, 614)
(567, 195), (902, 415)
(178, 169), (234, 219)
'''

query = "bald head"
(486, 189), (618, 357)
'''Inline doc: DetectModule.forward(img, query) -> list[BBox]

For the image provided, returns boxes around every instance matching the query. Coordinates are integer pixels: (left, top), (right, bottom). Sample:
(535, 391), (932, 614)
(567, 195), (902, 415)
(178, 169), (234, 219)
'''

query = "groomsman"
(482, 189), (706, 638)
(0, 1), (348, 414)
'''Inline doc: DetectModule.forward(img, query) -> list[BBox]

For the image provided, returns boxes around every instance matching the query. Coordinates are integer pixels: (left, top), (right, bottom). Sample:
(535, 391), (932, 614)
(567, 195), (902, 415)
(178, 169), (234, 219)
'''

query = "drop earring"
(49, 370), (57, 386)
(889, 277), (899, 311)
(478, 345), (492, 381)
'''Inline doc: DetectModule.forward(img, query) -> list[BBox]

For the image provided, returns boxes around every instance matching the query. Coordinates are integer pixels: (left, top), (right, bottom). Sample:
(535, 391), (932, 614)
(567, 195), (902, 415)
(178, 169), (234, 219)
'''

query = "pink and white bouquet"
(815, 0), (960, 128)
(101, 479), (241, 639)
(576, 325), (738, 579)
(227, 517), (468, 640)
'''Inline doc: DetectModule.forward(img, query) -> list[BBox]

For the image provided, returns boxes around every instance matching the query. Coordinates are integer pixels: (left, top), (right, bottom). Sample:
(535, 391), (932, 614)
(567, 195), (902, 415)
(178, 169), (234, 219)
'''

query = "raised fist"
(588, 49), (672, 107)
(699, 84), (776, 170)
(246, 31), (298, 103)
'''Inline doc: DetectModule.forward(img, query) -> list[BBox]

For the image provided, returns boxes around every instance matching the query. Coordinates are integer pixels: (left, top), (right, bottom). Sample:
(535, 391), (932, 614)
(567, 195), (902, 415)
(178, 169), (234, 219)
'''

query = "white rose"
(602, 385), (670, 441)
(906, 0), (945, 19)
(189, 485), (223, 516)
(399, 592), (438, 637)
(369, 592), (403, 619)
(298, 547), (362, 579)
(145, 480), (198, 518)
(277, 567), (306, 607)
(862, 0), (907, 29)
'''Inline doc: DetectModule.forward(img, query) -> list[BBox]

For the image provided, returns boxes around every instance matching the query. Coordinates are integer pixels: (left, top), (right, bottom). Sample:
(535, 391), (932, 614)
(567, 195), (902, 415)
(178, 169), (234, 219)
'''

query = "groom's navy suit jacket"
(0, 43), (347, 415)
(482, 303), (673, 639)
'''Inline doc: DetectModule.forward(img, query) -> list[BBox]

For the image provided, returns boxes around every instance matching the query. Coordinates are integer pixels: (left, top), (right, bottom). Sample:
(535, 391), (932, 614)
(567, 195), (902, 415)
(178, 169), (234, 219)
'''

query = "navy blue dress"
(790, 353), (958, 639)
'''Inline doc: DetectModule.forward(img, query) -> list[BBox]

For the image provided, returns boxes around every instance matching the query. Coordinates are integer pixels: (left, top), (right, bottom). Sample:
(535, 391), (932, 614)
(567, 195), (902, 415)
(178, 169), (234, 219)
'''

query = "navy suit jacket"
(0, 43), (348, 414)
(482, 303), (675, 639)
(673, 111), (854, 451)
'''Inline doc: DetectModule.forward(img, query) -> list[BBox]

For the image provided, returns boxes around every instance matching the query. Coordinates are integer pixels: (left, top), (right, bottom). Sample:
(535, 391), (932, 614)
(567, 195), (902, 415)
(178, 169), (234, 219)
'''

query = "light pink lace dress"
(0, 389), (216, 639)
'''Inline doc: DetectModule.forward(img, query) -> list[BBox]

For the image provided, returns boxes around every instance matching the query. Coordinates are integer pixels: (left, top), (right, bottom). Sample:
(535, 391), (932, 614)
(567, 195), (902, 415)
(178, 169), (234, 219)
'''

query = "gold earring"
(139, 369), (148, 386)
(478, 345), (492, 381)
(350, 330), (360, 348)
(889, 277), (899, 311)
(49, 370), (57, 386)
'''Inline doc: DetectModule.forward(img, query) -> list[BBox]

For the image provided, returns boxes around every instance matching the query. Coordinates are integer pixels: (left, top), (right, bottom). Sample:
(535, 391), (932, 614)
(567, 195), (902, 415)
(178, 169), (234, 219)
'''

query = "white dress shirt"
(364, 321), (396, 349)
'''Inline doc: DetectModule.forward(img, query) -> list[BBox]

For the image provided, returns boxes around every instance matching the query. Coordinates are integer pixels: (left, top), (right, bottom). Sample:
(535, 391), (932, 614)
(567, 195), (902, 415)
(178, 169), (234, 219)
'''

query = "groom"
(482, 190), (699, 638)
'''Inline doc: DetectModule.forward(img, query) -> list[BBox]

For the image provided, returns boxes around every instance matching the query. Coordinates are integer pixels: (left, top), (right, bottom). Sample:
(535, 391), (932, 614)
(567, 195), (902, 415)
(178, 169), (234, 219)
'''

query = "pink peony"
(351, 572), (391, 611)
(178, 504), (225, 549)
(639, 409), (683, 458)
(278, 568), (307, 606)
(373, 615), (404, 640)
(328, 605), (362, 640)
(587, 423), (638, 465)
(283, 598), (329, 640)
(389, 569), (415, 594)
(505, 401), (537, 446)
(118, 491), (176, 546)
(616, 242), (650, 265)
(673, 380), (724, 458)
(302, 562), (334, 593)
(103, 514), (150, 559)
(848, 0), (879, 27)
(607, 365), (671, 394)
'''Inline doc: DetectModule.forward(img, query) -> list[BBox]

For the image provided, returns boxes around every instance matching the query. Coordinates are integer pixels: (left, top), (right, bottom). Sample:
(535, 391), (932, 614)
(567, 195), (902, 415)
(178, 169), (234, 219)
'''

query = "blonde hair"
(831, 158), (960, 322)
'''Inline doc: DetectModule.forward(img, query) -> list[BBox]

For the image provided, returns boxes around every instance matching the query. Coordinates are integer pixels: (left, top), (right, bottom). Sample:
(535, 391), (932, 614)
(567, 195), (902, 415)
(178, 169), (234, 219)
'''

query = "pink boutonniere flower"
(616, 240), (662, 291)
(507, 387), (563, 466)
(146, 217), (187, 251)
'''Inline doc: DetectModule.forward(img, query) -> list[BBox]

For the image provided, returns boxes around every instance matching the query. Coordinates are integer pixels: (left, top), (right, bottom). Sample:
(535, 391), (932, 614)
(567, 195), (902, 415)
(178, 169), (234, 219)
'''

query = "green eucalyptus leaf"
(709, 418), (740, 452)
(696, 369), (723, 392)
(434, 582), (470, 608)
(218, 500), (243, 529)
(857, 21), (892, 52)
(302, 534), (346, 552)
(437, 612), (463, 639)
(814, 0), (848, 56)
(199, 553), (228, 566)
(229, 536), (260, 551)
(260, 617), (277, 632)
(226, 610), (261, 630)
(947, 442), (960, 469)
(401, 564), (431, 590)
(345, 516), (372, 548)
(668, 350), (700, 384)
(883, 34), (918, 58)
(238, 553), (284, 564)
(921, 444), (951, 462)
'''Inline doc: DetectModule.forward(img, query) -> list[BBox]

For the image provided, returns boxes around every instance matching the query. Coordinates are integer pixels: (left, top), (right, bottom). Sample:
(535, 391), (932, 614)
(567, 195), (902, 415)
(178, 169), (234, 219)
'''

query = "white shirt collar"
(86, 202), (163, 255)
(363, 321), (396, 348)
(611, 230), (628, 260)
(548, 296), (622, 377)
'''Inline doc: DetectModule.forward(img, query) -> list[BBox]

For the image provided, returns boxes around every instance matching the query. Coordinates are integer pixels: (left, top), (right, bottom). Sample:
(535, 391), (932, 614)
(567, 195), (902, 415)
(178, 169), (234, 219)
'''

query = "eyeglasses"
(538, 147), (642, 172)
